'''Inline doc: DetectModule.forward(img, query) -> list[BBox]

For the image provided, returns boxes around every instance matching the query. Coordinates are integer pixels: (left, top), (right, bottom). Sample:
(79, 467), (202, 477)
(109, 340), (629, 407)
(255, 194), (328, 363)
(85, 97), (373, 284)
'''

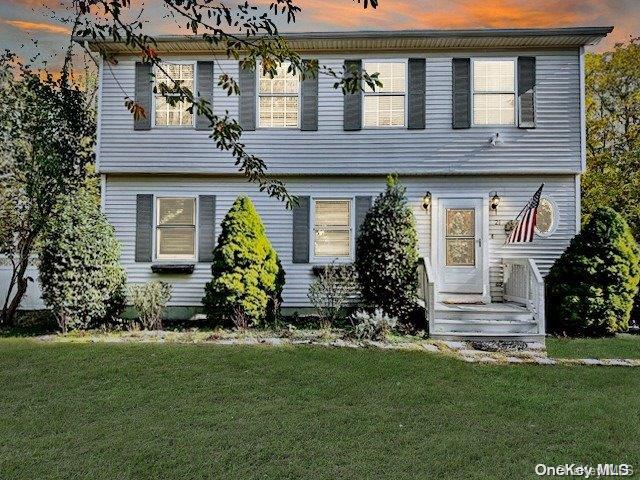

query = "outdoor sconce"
(422, 191), (432, 210)
(490, 192), (501, 211)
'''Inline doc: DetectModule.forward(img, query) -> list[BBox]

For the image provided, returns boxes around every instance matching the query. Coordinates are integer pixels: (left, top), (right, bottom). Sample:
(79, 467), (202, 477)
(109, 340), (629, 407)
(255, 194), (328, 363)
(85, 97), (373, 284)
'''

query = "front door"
(437, 198), (484, 294)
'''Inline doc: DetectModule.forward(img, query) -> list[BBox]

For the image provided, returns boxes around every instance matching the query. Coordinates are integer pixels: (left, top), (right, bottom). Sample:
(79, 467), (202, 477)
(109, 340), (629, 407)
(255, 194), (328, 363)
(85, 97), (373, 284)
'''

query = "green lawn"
(547, 334), (640, 359)
(0, 339), (638, 480)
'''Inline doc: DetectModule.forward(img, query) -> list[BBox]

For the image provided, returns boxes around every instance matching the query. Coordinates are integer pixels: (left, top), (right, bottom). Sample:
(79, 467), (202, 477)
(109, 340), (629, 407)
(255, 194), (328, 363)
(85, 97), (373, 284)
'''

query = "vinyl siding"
(104, 174), (577, 307)
(99, 50), (581, 175)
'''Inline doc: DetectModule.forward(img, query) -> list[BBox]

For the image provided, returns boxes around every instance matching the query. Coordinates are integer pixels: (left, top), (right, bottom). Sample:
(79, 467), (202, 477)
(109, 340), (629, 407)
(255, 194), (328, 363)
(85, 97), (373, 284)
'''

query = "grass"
(0, 339), (638, 479)
(547, 334), (640, 359)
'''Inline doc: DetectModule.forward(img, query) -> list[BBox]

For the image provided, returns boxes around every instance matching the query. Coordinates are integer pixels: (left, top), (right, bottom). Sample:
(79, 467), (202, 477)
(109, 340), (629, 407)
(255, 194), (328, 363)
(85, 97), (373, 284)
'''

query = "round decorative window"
(535, 197), (557, 237)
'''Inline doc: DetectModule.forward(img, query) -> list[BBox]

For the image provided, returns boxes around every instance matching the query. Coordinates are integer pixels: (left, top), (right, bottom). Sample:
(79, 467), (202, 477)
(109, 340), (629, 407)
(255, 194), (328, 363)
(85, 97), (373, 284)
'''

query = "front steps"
(431, 302), (542, 341)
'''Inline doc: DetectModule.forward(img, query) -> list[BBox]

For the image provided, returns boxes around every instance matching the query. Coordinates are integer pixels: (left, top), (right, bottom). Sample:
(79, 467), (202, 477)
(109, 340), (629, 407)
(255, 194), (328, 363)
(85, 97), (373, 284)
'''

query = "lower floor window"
(313, 199), (352, 259)
(156, 197), (196, 260)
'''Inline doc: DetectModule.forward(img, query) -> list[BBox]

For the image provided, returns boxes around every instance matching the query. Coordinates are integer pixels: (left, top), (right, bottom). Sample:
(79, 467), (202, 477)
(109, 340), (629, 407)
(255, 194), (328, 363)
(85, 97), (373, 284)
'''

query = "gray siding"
(104, 174), (577, 307)
(99, 51), (581, 175)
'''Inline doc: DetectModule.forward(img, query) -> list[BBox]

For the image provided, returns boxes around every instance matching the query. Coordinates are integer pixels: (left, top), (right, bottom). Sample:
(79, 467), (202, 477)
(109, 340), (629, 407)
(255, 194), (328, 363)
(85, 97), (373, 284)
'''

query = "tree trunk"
(1, 235), (36, 327)
(2, 257), (31, 326)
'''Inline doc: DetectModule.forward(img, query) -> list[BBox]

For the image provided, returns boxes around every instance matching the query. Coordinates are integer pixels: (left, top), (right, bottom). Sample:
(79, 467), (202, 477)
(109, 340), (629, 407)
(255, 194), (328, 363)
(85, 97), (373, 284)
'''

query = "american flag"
(506, 184), (544, 244)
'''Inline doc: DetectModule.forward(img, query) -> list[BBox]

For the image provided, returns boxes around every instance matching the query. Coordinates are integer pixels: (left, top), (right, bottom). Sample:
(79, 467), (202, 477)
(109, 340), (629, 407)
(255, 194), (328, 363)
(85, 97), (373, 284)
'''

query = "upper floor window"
(258, 62), (299, 128)
(312, 199), (353, 260)
(363, 61), (406, 128)
(154, 63), (195, 127)
(156, 197), (196, 260)
(472, 59), (515, 126)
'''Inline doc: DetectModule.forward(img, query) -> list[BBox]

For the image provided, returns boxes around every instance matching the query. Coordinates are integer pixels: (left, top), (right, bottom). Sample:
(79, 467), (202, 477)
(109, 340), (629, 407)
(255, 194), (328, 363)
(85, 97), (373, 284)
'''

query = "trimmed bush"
(39, 188), (127, 332)
(355, 175), (419, 320)
(129, 281), (172, 330)
(202, 196), (284, 326)
(547, 207), (640, 337)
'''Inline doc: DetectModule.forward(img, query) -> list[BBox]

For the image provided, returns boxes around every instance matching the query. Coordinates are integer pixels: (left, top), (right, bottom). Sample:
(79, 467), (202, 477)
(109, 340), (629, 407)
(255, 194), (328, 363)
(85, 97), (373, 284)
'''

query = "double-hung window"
(156, 198), (196, 260)
(472, 59), (516, 125)
(312, 199), (353, 260)
(258, 62), (299, 128)
(363, 61), (406, 127)
(154, 63), (195, 127)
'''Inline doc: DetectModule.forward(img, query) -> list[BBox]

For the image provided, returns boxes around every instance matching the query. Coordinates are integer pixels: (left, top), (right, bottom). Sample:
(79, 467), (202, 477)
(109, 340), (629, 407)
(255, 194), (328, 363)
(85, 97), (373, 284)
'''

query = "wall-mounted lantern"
(422, 191), (432, 210)
(490, 192), (501, 211)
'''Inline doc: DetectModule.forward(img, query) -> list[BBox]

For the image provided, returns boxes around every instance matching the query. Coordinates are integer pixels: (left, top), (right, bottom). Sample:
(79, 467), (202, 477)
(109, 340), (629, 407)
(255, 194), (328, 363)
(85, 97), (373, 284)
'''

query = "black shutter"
(452, 58), (471, 129)
(238, 61), (256, 131)
(135, 194), (153, 262)
(407, 58), (426, 130)
(196, 61), (214, 131)
(198, 195), (216, 262)
(134, 62), (152, 130)
(292, 196), (310, 263)
(343, 60), (362, 131)
(300, 59), (318, 131)
(518, 57), (536, 129)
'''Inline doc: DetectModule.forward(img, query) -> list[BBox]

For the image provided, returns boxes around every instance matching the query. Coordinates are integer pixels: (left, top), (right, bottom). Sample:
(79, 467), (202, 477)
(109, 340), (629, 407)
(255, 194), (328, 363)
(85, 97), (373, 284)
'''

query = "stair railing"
(417, 257), (436, 334)
(503, 258), (545, 335)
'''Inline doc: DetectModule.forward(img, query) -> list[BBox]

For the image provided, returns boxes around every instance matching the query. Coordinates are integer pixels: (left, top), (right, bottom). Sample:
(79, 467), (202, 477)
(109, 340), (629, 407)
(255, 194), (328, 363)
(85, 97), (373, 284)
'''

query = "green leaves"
(547, 207), (640, 337)
(308, 263), (357, 329)
(355, 175), (419, 321)
(202, 195), (284, 326)
(584, 38), (640, 237)
(129, 281), (172, 330)
(0, 50), (96, 324)
(39, 188), (127, 332)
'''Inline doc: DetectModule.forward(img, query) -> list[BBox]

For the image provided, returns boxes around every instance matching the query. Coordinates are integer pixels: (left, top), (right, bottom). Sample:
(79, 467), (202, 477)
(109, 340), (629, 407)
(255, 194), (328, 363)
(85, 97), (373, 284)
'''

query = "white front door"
(437, 198), (484, 294)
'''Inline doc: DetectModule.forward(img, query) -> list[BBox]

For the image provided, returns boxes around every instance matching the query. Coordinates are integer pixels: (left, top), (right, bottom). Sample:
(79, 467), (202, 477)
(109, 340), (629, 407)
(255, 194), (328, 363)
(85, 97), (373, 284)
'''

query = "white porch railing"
(503, 258), (545, 335)
(417, 257), (435, 334)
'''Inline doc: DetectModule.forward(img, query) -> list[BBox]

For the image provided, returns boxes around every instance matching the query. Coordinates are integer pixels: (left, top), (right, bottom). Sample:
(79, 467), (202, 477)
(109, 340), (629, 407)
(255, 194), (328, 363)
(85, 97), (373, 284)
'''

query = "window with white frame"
(472, 59), (515, 125)
(154, 63), (194, 127)
(156, 198), (196, 260)
(312, 199), (353, 259)
(363, 61), (406, 127)
(258, 62), (299, 128)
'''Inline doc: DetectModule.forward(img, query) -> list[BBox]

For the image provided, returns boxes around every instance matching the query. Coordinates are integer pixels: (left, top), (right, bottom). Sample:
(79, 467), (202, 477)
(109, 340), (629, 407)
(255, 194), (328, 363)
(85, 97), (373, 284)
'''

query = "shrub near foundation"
(202, 196), (284, 327)
(355, 175), (419, 321)
(129, 281), (172, 330)
(547, 207), (640, 337)
(39, 188), (127, 333)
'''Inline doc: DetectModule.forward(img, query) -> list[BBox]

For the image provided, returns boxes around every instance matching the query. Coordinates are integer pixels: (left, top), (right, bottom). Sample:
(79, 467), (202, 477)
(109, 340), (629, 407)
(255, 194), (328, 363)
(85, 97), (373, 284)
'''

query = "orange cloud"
(283, 0), (632, 51)
(407, 0), (591, 29)
(3, 19), (70, 35)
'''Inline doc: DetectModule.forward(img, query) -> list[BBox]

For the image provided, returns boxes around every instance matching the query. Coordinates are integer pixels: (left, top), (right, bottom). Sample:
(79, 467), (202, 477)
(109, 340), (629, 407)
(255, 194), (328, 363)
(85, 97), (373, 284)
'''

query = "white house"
(17, 26), (614, 340)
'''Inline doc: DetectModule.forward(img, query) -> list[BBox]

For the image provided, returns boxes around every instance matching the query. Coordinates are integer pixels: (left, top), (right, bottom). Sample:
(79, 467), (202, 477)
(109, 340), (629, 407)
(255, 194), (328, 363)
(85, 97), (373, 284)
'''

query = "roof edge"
(77, 26), (614, 52)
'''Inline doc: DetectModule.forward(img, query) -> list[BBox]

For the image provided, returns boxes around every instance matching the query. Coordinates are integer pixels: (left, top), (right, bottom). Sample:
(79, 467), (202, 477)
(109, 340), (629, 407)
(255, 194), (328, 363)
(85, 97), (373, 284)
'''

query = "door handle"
(477, 238), (482, 248)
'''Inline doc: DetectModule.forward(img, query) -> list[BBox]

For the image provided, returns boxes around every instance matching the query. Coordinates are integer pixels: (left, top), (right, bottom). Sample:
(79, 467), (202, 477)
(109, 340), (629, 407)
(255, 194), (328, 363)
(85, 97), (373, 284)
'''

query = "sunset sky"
(1, 0), (638, 68)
